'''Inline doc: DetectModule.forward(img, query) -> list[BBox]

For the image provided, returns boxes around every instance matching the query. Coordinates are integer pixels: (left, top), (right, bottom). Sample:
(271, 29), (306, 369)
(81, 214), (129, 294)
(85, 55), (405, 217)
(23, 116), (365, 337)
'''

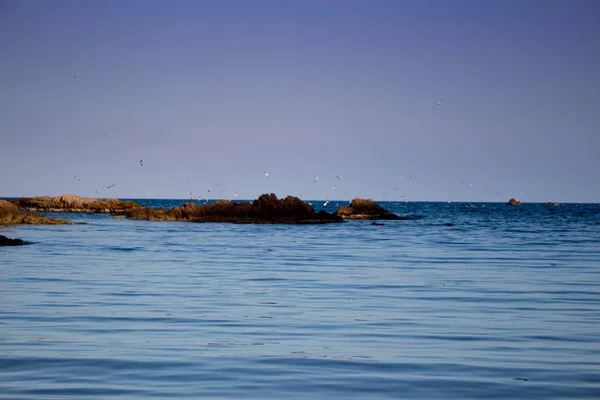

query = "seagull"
(74, 176), (80, 182)
(332, 185), (336, 190)
(73, 75), (76, 79)
(106, 184), (115, 189)
(336, 174), (342, 180)
(264, 172), (269, 179)
(323, 199), (329, 207)
(313, 176), (319, 183)
(139, 159), (143, 167)
(96, 189), (100, 194)
(437, 100), (443, 107)
(190, 192), (194, 199)
(168, 181), (174, 188)
(101, 130), (108, 136)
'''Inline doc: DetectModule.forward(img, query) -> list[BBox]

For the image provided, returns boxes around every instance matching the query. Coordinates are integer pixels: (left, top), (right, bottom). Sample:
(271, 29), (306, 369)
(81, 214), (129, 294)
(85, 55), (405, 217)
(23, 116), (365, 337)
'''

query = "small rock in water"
(0, 235), (27, 246)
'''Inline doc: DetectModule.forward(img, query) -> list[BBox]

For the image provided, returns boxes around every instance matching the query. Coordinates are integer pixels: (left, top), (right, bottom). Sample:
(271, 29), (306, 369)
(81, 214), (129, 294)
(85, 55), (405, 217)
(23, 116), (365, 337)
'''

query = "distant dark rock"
(0, 235), (26, 246)
(15, 194), (143, 214)
(126, 194), (343, 224)
(507, 198), (522, 205)
(545, 202), (558, 206)
(335, 198), (405, 220)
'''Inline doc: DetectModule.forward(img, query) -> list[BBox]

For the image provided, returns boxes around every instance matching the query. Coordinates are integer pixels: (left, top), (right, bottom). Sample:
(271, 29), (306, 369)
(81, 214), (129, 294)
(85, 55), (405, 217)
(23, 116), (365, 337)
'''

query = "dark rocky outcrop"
(0, 235), (26, 246)
(507, 198), (522, 205)
(545, 201), (558, 206)
(1, 199), (76, 226)
(335, 198), (404, 220)
(15, 194), (143, 214)
(126, 194), (343, 224)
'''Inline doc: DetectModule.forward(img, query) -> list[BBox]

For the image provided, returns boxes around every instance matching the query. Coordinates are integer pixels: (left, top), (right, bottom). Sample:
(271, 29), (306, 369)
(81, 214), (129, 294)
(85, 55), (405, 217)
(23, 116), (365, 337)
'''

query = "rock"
(1, 200), (76, 226)
(15, 194), (143, 214)
(335, 198), (404, 220)
(545, 201), (558, 206)
(507, 198), (522, 205)
(0, 235), (26, 246)
(0, 200), (19, 218)
(127, 194), (343, 224)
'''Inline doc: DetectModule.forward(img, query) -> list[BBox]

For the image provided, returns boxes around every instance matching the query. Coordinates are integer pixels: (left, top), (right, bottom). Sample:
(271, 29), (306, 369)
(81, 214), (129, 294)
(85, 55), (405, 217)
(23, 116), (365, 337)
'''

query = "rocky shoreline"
(4, 194), (406, 225)
(13, 194), (143, 214)
(1, 200), (77, 226)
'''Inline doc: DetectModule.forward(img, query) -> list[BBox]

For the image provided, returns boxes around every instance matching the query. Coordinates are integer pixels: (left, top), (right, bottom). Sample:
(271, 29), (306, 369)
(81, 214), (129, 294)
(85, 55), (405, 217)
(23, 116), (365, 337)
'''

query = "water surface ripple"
(1, 201), (600, 399)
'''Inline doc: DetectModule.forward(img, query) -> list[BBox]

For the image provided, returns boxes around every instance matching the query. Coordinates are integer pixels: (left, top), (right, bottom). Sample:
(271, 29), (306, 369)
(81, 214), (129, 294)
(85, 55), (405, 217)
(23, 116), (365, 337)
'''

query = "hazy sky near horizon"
(1, 0), (599, 202)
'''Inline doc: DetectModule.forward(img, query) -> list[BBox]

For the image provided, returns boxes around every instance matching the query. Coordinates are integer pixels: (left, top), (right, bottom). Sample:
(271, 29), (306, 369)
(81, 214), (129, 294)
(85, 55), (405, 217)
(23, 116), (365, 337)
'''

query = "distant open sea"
(2, 200), (600, 399)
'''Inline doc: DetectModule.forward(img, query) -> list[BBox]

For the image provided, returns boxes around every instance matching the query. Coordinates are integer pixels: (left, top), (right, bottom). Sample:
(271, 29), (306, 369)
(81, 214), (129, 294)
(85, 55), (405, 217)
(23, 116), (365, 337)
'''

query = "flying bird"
(139, 160), (143, 167)
(323, 199), (329, 207)
(74, 176), (80, 182)
(437, 100), (443, 107)
(106, 184), (115, 189)
(313, 176), (319, 183)
(264, 172), (269, 179)
(336, 174), (342, 180)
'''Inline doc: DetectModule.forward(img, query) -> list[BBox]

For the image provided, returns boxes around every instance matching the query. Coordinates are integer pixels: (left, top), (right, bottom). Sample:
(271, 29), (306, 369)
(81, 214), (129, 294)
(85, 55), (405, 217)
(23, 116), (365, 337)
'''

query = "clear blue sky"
(1, 0), (599, 202)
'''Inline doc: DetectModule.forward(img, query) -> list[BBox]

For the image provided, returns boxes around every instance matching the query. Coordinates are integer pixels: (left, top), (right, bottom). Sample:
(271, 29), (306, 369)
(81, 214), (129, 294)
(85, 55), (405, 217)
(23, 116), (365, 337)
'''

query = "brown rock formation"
(545, 201), (558, 206)
(507, 198), (522, 205)
(0, 199), (19, 217)
(127, 194), (343, 224)
(0, 235), (26, 246)
(14, 194), (143, 214)
(335, 198), (404, 220)
(0, 200), (75, 226)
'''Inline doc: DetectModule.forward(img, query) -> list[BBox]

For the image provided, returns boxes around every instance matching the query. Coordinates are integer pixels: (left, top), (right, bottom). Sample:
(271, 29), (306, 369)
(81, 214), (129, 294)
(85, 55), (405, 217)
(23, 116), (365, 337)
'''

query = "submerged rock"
(0, 235), (26, 246)
(127, 194), (343, 224)
(507, 198), (522, 205)
(15, 194), (143, 214)
(1, 199), (76, 226)
(335, 198), (404, 220)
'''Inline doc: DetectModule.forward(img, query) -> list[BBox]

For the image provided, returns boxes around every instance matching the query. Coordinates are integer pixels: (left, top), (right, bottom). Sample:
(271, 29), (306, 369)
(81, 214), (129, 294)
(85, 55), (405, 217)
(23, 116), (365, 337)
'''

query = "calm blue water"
(2, 200), (600, 399)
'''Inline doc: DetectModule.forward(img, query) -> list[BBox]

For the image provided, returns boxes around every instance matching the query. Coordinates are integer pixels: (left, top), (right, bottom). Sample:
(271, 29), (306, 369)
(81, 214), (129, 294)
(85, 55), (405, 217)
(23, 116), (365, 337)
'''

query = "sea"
(1, 199), (600, 399)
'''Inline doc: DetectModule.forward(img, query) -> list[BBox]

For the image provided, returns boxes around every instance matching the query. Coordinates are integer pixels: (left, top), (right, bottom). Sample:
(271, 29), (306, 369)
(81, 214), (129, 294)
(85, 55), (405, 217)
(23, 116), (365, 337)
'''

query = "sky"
(1, 0), (599, 203)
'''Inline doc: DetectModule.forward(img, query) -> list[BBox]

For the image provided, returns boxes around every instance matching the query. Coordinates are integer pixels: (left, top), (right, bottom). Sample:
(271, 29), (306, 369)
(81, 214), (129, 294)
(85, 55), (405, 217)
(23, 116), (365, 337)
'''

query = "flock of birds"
(70, 98), (514, 205)
(68, 97), (582, 204)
